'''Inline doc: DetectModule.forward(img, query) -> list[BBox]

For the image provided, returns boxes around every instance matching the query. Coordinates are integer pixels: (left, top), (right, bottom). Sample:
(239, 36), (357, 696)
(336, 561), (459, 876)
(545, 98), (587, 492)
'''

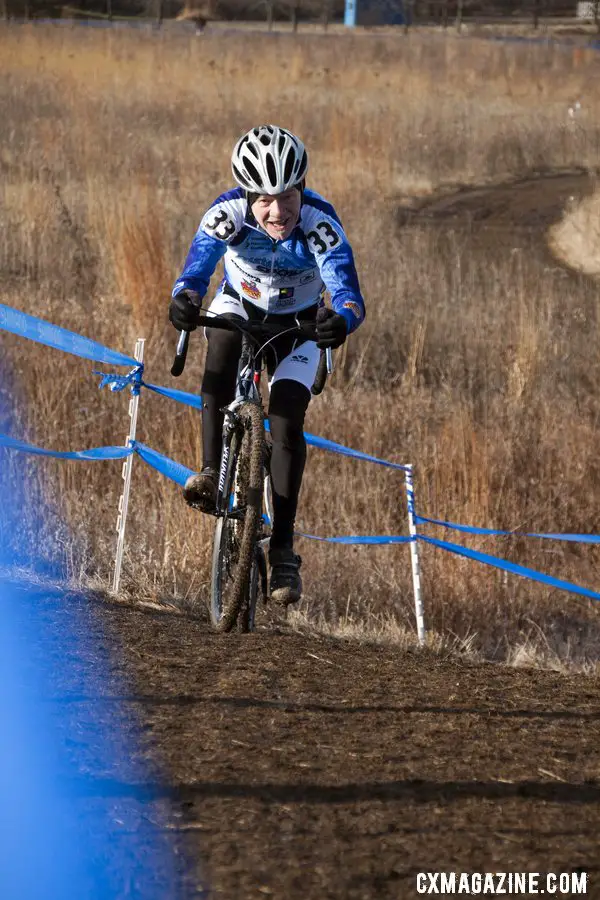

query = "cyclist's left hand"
(315, 308), (347, 349)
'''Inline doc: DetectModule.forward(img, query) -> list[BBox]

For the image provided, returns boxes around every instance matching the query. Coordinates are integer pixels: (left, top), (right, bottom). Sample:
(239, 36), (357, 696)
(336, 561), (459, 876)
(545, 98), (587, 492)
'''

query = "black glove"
(169, 291), (201, 332)
(315, 307), (347, 350)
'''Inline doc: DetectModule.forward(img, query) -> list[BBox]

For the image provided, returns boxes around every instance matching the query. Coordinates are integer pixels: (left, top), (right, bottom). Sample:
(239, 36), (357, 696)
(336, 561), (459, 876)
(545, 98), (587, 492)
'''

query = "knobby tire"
(212, 401), (265, 633)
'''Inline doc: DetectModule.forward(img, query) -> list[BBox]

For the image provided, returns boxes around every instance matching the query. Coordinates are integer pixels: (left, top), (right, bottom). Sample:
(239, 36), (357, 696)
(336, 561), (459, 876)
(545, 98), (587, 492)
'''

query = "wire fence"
(3, 0), (600, 34)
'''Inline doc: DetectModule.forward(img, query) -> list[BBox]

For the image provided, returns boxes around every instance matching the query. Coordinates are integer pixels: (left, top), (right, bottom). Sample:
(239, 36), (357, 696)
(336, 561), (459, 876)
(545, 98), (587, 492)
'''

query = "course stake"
(404, 464), (426, 645)
(112, 338), (145, 594)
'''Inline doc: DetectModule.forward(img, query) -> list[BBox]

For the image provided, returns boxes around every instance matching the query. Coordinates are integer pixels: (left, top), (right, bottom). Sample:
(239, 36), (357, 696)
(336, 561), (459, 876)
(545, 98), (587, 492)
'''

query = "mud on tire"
(210, 401), (265, 633)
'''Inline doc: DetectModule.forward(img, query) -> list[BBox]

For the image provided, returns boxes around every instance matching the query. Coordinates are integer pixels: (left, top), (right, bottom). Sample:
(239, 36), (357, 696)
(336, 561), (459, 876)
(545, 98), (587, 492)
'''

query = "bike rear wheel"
(210, 401), (265, 633)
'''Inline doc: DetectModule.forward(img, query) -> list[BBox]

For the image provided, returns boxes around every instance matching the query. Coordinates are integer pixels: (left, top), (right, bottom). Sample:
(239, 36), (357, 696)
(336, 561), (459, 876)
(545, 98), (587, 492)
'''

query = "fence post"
(404, 464), (426, 646)
(455, 0), (463, 32)
(112, 338), (145, 595)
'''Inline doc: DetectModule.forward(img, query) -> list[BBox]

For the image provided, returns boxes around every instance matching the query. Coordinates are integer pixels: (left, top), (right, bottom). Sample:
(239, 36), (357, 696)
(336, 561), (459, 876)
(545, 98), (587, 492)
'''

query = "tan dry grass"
(2, 25), (600, 669)
(548, 181), (600, 276)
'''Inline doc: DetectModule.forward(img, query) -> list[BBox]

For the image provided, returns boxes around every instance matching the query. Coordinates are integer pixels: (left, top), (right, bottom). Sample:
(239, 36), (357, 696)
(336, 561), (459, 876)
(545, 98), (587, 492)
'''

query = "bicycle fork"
(216, 406), (240, 514)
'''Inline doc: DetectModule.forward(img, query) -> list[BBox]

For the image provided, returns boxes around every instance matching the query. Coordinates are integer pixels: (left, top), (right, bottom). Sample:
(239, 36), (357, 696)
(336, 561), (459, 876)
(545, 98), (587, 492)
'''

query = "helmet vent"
(299, 150), (308, 178)
(231, 163), (247, 186)
(283, 147), (295, 184)
(244, 157), (263, 189)
(265, 153), (277, 187)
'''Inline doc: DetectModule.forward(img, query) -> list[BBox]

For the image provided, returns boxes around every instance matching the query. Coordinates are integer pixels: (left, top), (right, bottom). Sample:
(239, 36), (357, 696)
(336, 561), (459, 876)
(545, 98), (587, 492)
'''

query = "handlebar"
(171, 330), (190, 377)
(196, 314), (318, 341)
(171, 314), (333, 379)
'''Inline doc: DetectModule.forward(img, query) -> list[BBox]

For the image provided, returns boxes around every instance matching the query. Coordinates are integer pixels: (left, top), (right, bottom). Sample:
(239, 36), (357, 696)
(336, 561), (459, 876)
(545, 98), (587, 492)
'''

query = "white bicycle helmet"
(231, 125), (308, 195)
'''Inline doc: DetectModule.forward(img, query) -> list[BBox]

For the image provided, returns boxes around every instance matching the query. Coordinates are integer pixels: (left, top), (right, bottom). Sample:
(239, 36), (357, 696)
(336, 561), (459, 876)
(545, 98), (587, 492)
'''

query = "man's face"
(251, 188), (301, 241)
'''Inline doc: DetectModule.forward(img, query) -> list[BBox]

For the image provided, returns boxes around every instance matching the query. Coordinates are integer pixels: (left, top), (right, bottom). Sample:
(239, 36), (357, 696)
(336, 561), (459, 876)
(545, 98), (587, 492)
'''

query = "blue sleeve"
(172, 190), (247, 299)
(319, 242), (366, 335)
(301, 196), (365, 334)
(172, 229), (227, 299)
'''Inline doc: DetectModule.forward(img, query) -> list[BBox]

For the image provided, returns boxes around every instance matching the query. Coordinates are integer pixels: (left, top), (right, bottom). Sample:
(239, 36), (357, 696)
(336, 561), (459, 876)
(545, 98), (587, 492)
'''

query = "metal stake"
(404, 464), (426, 646)
(112, 338), (145, 595)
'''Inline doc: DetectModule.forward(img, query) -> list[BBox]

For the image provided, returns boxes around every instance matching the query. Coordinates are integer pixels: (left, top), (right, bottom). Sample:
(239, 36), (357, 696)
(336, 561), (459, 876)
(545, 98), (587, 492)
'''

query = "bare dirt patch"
(397, 168), (598, 259)
(16, 581), (600, 899)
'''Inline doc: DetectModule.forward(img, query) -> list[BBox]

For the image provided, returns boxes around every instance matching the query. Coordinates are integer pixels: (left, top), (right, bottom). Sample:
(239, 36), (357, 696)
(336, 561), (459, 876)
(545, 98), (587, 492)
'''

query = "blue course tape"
(298, 429), (409, 471)
(141, 381), (407, 471)
(419, 534), (600, 603)
(132, 443), (411, 542)
(95, 367), (143, 394)
(296, 532), (413, 545)
(0, 432), (193, 486)
(0, 303), (136, 367)
(142, 382), (203, 409)
(133, 443), (194, 487)
(0, 432), (132, 461)
(416, 514), (600, 544)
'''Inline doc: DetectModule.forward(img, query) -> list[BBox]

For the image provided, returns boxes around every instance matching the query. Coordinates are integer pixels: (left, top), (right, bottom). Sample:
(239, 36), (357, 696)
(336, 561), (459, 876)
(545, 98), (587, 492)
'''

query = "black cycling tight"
(201, 321), (311, 550)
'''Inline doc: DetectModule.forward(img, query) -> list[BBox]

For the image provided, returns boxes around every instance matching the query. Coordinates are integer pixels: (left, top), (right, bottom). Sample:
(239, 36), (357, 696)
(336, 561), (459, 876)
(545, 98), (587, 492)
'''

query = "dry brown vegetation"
(2, 23), (600, 668)
(550, 182), (600, 276)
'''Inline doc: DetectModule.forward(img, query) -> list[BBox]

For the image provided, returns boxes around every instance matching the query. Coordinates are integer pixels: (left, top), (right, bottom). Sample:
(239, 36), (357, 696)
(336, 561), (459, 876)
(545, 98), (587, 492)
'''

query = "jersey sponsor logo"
(241, 280), (261, 300)
(230, 258), (263, 282)
(342, 300), (362, 319)
(272, 267), (300, 279)
(275, 286), (295, 308)
(244, 257), (272, 272)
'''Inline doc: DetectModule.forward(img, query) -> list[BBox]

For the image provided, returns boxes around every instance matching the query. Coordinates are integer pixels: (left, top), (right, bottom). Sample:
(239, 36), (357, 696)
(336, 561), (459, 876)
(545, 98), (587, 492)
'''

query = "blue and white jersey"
(172, 188), (365, 334)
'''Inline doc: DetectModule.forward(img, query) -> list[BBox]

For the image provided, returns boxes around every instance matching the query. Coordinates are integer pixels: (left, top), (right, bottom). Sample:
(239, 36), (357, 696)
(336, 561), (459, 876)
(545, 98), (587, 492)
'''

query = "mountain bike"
(171, 311), (332, 633)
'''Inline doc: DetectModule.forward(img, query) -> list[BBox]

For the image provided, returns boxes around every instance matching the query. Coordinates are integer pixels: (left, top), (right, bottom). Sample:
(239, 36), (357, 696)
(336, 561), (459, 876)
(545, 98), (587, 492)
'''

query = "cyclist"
(169, 124), (365, 605)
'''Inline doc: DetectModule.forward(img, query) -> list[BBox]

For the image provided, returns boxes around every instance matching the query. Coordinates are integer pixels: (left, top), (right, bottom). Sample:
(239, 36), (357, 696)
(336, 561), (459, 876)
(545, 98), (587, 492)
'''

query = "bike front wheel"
(210, 401), (265, 633)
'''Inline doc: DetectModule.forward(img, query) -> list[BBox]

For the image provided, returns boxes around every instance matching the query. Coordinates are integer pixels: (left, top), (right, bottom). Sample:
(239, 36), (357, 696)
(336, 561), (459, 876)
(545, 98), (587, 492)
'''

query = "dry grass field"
(3, 23), (600, 668)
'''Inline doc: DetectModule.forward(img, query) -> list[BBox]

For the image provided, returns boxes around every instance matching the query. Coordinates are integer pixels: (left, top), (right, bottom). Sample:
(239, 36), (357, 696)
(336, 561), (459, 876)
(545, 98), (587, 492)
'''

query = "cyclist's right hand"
(169, 291), (201, 332)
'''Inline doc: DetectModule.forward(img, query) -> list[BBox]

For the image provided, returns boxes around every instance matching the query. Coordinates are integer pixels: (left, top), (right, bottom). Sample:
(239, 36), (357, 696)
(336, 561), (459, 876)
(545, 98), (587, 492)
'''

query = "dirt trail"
(397, 168), (597, 262)
(11, 579), (600, 899)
